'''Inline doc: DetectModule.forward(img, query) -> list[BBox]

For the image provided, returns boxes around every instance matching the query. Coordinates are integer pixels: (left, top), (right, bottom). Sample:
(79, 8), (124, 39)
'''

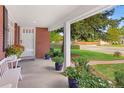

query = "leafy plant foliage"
(6, 45), (24, 57)
(114, 71), (124, 87)
(52, 56), (64, 64)
(63, 57), (113, 88)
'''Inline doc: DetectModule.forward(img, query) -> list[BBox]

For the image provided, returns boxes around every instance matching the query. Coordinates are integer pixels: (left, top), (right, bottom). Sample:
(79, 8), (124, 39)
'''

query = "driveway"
(80, 45), (124, 56)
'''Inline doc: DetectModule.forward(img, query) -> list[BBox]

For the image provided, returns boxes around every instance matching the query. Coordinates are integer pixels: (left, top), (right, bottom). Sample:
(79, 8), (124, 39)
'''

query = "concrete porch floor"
(18, 59), (68, 88)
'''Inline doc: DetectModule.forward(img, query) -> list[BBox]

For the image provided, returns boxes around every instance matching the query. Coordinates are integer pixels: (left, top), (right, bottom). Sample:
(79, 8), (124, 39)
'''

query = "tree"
(50, 31), (63, 43)
(71, 9), (120, 41)
(51, 8), (120, 52)
(107, 27), (120, 42)
(51, 28), (64, 53)
(120, 26), (124, 35)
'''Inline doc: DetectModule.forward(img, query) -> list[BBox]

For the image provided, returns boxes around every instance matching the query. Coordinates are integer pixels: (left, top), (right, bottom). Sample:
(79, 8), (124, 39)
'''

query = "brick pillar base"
(0, 51), (5, 60)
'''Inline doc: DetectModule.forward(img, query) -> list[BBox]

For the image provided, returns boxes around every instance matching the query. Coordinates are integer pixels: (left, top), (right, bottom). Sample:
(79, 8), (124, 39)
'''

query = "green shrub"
(114, 71), (124, 87)
(113, 51), (121, 57)
(50, 43), (62, 49)
(47, 51), (53, 56)
(72, 57), (89, 71)
(78, 71), (113, 88)
(50, 43), (80, 49)
(63, 66), (80, 79)
(71, 45), (80, 49)
(63, 57), (113, 88)
(47, 47), (63, 58)
(50, 47), (54, 53)
(52, 56), (64, 64)
(53, 50), (60, 57)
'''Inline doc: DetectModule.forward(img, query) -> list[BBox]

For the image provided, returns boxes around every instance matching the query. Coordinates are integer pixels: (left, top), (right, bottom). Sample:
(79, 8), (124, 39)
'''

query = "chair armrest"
(17, 58), (21, 62)
(0, 83), (12, 88)
(1, 68), (20, 88)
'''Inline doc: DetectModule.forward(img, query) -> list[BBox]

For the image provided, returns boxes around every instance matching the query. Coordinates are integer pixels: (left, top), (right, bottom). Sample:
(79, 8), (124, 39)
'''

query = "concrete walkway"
(89, 60), (124, 65)
(18, 59), (68, 88)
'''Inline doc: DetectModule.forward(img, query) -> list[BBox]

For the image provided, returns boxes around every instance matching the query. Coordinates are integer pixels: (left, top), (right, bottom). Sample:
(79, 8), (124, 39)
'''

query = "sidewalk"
(89, 60), (124, 65)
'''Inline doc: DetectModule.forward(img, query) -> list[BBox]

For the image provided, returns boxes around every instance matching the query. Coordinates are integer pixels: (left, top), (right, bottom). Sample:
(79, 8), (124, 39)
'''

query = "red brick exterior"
(17, 26), (20, 45)
(75, 41), (98, 45)
(14, 23), (20, 45)
(36, 27), (50, 58)
(0, 6), (5, 59)
(14, 23), (18, 45)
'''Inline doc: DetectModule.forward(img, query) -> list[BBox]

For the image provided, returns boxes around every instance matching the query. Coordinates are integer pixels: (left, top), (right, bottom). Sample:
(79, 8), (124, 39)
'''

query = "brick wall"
(75, 41), (98, 45)
(36, 27), (50, 58)
(17, 26), (20, 45)
(14, 23), (20, 45)
(0, 6), (5, 59)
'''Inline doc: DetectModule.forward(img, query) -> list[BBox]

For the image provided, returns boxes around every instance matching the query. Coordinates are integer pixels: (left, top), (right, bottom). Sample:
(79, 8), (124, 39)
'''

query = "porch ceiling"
(6, 5), (114, 31)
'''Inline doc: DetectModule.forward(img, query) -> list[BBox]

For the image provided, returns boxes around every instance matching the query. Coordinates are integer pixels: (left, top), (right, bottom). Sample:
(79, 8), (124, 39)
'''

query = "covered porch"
(0, 5), (114, 88)
(5, 5), (113, 68)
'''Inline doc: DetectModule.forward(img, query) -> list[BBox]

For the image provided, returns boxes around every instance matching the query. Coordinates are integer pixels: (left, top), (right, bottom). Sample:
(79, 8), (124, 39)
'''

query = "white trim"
(7, 9), (16, 23)
(64, 21), (71, 69)
(8, 15), (15, 46)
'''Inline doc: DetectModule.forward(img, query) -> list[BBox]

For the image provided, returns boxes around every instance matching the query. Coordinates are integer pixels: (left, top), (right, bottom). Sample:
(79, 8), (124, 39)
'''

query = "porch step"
(20, 56), (35, 61)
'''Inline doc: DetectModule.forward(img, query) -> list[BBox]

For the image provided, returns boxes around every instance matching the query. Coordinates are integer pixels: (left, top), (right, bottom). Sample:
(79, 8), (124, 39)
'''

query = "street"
(80, 45), (124, 56)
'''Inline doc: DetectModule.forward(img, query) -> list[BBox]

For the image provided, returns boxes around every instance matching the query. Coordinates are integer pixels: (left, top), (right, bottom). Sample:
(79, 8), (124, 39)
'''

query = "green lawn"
(104, 44), (124, 47)
(111, 45), (124, 47)
(55, 48), (124, 81)
(93, 64), (124, 80)
(71, 49), (124, 61)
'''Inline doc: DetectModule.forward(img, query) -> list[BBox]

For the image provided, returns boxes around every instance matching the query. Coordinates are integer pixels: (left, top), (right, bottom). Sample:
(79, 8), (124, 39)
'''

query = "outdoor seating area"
(0, 56), (68, 88)
(0, 55), (22, 88)
(1, 5), (124, 88)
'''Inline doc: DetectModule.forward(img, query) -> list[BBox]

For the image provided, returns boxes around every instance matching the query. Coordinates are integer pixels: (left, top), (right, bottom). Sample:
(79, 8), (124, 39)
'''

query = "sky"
(111, 5), (124, 27)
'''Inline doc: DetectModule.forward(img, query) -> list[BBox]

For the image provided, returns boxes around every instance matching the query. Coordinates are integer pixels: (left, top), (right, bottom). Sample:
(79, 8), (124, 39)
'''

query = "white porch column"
(64, 21), (71, 69)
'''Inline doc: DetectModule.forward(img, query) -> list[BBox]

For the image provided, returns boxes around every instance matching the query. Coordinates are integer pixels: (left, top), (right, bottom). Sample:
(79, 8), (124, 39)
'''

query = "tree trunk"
(61, 38), (64, 53)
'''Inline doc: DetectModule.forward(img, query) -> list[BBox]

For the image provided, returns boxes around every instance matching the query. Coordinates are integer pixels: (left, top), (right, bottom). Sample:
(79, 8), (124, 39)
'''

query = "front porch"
(0, 5), (115, 88)
(18, 59), (68, 88)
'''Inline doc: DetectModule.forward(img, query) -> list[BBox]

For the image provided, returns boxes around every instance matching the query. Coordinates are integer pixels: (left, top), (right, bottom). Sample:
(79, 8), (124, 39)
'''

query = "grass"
(71, 49), (124, 61)
(55, 48), (124, 81)
(104, 44), (124, 47)
(93, 64), (124, 80)
(111, 45), (124, 47)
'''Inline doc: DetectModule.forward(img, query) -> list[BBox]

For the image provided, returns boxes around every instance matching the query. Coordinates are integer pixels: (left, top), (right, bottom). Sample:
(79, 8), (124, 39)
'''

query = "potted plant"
(52, 56), (64, 71)
(44, 51), (52, 60)
(63, 67), (79, 88)
(72, 57), (113, 88)
(62, 57), (89, 88)
(63, 57), (113, 88)
(44, 47), (55, 59)
(6, 45), (24, 58)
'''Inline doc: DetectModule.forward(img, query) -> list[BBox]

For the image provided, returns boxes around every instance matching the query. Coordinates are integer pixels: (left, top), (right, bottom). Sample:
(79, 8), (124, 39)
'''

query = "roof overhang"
(6, 5), (114, 31)
(49, 5), (114, 31)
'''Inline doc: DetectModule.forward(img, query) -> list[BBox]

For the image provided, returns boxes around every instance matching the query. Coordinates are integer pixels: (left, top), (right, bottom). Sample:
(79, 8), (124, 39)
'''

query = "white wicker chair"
(0, 58), (20, 88)
(5, 55), (22, 80)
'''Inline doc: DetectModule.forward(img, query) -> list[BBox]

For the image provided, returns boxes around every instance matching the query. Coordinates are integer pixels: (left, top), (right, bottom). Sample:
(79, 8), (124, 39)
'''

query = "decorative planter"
(68, 78), (78, 88)
(44, 54), (51, 60)
(55, 63), (63, 71)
